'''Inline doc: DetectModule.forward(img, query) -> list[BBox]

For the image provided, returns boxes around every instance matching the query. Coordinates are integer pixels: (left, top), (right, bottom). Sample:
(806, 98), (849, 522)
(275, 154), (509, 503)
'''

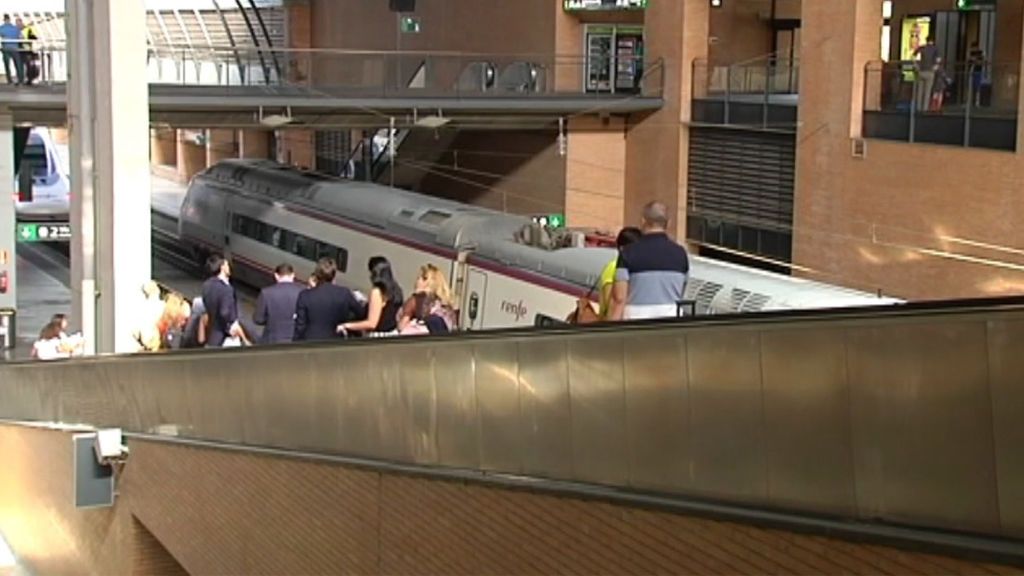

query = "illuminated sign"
(532, 214), (566, 228)
(564, 0), (647, 11)
(16, 222), (72, 242)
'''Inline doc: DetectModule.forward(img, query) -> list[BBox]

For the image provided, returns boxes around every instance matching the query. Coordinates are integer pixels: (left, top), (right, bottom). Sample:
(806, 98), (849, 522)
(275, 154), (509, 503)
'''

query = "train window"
(293, 235), (317, 260)
(418, 210), (451, 226)
(336, 246), (349, 273)
(231, 214), (250, 236)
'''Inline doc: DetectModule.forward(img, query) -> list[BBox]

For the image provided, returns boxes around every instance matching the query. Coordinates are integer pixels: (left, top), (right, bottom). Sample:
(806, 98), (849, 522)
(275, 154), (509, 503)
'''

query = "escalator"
(1, 297), (1023, 562)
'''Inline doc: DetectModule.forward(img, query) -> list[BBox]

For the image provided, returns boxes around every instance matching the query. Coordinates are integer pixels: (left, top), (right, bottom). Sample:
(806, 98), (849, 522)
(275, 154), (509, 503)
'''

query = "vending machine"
(585, 27), (614, 92)
(614, 31), (644, 93)
(585, 26), (644, 93)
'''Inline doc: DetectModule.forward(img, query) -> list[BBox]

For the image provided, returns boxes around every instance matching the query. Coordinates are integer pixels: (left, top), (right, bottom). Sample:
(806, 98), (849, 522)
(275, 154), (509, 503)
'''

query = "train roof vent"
(730, 288), (753, 312)
(739, 292), (772, 313)
(419, 210), (452, 226)
(399, 209), (415, 219)
(691, 280), (724, 314)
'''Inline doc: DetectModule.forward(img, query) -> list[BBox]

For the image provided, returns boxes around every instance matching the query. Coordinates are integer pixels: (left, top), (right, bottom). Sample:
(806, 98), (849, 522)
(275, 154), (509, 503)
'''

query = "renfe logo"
(501, 300), (528, 322)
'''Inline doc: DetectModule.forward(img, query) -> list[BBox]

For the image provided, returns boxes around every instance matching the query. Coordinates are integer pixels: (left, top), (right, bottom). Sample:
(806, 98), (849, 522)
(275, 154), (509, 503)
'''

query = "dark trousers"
(2, 49), (22, 84)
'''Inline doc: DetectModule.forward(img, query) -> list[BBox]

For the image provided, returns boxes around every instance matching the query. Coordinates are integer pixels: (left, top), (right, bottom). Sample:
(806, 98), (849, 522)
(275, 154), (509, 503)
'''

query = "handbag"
(565, 278), (602, 325)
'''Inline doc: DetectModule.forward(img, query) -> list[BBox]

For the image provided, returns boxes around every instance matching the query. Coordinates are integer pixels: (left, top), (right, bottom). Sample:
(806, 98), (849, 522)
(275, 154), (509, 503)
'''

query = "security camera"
(94, 428), (129, 466)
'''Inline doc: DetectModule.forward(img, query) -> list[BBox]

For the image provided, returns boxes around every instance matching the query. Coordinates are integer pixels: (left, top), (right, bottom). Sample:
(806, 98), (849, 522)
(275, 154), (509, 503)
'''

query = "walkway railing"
(13, 43), (665, 100)
(691, 53), (800, 130)
(862, 59), (1020, 151)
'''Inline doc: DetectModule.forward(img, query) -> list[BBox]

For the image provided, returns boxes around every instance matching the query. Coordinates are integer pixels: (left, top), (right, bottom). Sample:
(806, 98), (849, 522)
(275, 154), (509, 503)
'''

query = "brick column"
(565, 117), (627, 232)
(623, 0), (709, 239)
(149, 128), (176, 167)
(791, 0), (882, 280)
(206, 129), (237, 166)
(278, 130), (315, 169)
(176, 130), (207, 183)
(238, 130), (270, 159)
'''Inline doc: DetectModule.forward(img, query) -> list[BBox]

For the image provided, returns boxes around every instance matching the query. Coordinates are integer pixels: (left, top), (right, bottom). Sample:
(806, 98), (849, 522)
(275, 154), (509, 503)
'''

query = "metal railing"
(5, 43), (665, 100)
(863, 59), (1020, 151)
(691, 53), (800, 130)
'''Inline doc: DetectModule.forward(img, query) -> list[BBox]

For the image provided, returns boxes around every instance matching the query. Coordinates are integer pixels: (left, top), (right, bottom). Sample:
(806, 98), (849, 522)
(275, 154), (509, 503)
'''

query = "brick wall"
(1, 424), (1019, 575)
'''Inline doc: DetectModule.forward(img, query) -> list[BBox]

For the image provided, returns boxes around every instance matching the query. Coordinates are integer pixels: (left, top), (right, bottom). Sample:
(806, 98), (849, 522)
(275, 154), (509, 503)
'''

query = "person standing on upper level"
(608, 201), (690, 321)
(253, 263), (304, 345)
(0, 15), (24, 85)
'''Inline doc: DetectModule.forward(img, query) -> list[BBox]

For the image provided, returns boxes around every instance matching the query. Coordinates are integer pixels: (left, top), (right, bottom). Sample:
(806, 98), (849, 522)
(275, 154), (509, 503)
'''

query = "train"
(179, 159), (900, 330)
(15, 128), (71, 222)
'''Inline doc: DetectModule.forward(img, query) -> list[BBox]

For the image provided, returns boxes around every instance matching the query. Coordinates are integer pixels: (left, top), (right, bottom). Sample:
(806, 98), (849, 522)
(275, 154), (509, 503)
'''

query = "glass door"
(585, 27), (614, 93)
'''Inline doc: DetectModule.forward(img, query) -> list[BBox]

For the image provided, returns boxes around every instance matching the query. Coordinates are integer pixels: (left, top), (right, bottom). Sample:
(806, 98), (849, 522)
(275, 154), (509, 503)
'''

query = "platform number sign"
(16, 222), (72, 243)
(533, 214), (566, 229)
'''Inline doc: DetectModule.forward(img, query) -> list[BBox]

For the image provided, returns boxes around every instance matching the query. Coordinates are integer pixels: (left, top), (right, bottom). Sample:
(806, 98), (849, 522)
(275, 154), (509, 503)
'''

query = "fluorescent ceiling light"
(260, 114), (294, 128)
(415, 115), (450, 129)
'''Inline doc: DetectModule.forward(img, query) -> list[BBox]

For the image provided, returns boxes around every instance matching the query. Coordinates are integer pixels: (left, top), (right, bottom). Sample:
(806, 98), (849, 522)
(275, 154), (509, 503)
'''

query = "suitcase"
(24, 57), (39, 83)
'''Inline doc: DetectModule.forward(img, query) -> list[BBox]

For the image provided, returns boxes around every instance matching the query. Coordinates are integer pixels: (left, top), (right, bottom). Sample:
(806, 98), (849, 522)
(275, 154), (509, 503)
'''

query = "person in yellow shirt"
(598, 227), (642, 320)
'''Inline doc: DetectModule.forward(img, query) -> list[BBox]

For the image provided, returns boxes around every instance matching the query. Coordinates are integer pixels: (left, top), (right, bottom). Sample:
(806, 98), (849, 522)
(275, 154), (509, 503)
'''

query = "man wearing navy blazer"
(253, 263), (305, 345)
(294, 257), (360, 342)
(200, 253), (241, 347)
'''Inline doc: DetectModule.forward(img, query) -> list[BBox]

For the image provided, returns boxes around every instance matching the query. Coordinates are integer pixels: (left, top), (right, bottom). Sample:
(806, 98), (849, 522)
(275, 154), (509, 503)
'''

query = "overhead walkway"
(1, 298), (1023, 562)
(0, 46), (665, 128)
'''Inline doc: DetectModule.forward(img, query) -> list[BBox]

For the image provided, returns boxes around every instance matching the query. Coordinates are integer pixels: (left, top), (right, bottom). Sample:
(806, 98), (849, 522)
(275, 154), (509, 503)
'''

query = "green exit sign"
(533, 214), (566, 228)
(957, 0), (996, 10)
(17, 222), (72, 243)
(400, 16), (421, 33)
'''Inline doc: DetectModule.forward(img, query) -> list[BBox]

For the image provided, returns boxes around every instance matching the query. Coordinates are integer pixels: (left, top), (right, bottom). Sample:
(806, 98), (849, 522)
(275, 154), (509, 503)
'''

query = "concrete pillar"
(0, 114), (14, 312)
(68, 0), (151, 354)
(176, 130), (207, 182)
(238, 129), (270, 159)
(565, 117), (626, 233)
(623, 0), (709, 239)
(150, 128), (176, 167)
(206, 129), (237, 166)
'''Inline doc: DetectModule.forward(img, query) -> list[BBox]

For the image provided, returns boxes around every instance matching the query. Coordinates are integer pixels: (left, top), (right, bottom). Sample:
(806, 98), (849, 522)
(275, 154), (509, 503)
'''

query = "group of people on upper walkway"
(0, 14), (39, 86)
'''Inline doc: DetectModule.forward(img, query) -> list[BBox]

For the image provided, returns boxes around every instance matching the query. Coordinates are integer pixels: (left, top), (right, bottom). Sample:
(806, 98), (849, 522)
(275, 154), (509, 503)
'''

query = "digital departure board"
(564, 0), (648, 11)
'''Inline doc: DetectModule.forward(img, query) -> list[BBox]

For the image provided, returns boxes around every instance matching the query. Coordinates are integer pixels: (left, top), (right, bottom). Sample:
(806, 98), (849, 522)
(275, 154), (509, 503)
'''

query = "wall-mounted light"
(711, 0), (723, 8)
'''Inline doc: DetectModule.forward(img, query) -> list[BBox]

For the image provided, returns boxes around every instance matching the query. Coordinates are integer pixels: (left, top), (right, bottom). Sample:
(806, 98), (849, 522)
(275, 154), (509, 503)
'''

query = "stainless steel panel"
(623, 332), (689, 492)
(434, 344), (480, 469)
(375, 345), (408, 462)
(396, 343), (439, 465)
(761, 327), (855, 514)
(306, 350), (345, 454)
(338, 346), (386, 459)
(517, 337), (572, 478)
(243, 351), (319, 450)
(686, 328), (767, 501)
(473, 340), (523, 473)
(987, 319), (1024, 536)
(847, 320), (999, 533)
(568, 335), (626, 486)
(189, 353), (248, 444)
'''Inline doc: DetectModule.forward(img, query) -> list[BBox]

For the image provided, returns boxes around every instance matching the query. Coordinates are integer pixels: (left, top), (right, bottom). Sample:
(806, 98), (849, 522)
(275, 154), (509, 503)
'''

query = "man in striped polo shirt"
(608, 201), (690, 321)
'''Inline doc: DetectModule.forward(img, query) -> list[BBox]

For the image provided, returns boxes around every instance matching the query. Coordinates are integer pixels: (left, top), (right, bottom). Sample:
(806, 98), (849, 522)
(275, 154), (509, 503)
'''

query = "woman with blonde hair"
(398, 263), (456, 333)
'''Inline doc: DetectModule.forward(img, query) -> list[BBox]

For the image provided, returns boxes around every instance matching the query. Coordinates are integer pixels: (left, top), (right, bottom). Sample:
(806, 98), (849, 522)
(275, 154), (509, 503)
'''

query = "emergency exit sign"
(16, 222), (72, 242)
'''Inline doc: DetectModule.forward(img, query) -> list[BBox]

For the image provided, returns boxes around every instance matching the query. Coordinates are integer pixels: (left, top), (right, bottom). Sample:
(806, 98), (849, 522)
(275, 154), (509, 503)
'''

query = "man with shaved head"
(608, 201), (690, 321)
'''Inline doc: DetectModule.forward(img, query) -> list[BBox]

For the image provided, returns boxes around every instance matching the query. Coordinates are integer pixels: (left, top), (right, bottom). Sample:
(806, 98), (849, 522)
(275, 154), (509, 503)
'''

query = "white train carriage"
(179, 159), (900, 331)
(15, 128), (71, 222)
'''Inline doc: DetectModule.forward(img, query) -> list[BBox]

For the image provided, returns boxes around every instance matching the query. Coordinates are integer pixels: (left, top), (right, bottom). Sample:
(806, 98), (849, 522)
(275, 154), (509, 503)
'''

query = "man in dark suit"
(200, 253), (241, 347)
(294, 257), (360, 342)
(254, 263), (305, 345)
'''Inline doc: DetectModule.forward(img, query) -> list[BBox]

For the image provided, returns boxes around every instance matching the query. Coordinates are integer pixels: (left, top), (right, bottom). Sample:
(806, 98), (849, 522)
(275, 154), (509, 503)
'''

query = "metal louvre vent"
(739, 292), (771, 312)
(688, 127), (795, 231)
(685, 279), (725, 315)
